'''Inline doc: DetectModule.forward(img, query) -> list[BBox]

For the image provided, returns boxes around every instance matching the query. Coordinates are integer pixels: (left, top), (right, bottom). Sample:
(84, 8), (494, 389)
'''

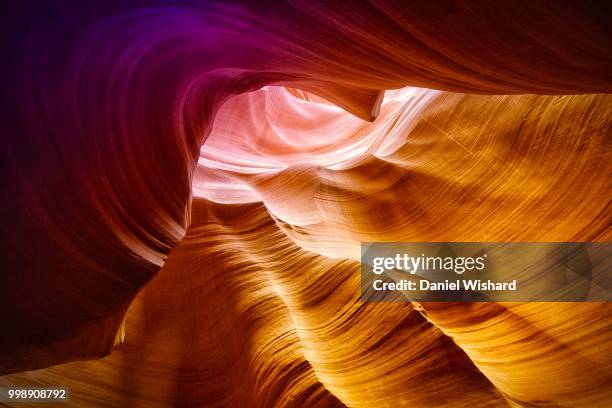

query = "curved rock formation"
(1, 1), (611, 407)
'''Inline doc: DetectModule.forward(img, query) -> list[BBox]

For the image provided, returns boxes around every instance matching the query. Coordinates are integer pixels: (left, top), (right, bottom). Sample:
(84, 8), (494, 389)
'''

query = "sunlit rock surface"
(196, 87), (610, 259)
(1, 1), (611, 407)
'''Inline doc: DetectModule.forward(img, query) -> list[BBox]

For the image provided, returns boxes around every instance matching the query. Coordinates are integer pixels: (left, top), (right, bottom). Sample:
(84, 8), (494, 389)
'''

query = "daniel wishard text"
(369, 253), (517, 292)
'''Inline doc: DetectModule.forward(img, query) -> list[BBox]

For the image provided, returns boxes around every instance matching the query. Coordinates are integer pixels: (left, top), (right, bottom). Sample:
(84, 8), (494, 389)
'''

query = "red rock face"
(1, 1), (611, 406)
